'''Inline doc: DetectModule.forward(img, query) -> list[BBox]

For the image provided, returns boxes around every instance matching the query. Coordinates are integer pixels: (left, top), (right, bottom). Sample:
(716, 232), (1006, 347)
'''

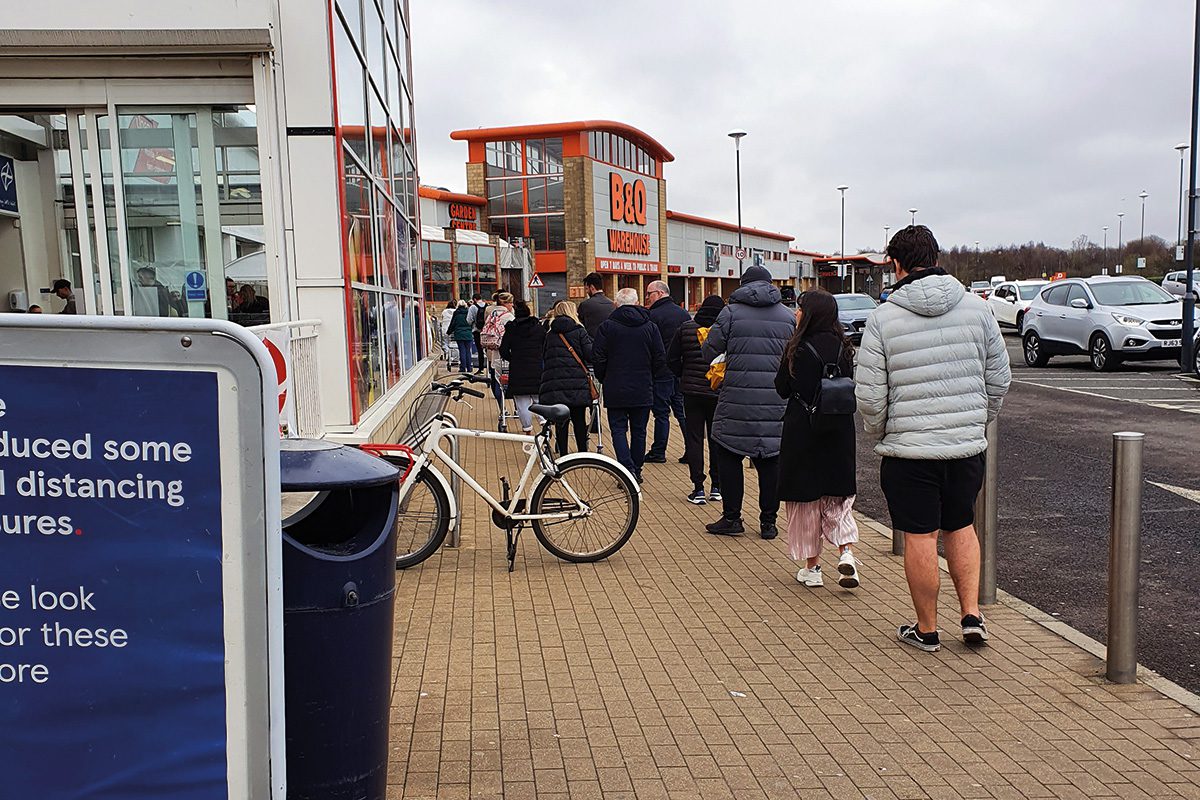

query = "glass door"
(60, 105), (265, 322)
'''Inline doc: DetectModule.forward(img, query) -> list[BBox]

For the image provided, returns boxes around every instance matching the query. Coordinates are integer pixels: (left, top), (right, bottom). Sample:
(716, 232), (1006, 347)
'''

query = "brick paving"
(387, 399), (1200, 799)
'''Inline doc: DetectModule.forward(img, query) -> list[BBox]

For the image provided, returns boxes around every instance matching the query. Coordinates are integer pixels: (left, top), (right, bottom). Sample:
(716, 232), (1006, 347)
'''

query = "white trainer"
(837, 550), (861, 589)
(796, 565), (824, 587)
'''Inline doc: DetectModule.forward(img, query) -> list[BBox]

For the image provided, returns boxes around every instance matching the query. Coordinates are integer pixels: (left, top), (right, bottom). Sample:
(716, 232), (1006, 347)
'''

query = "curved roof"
(418, 186), (485, 206)
(450, 120), (674, 163)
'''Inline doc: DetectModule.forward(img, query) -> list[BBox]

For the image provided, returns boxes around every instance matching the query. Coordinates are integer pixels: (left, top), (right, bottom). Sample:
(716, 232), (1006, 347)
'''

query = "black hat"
(740, 265), (771, 284)
(694, 295), (725, 327)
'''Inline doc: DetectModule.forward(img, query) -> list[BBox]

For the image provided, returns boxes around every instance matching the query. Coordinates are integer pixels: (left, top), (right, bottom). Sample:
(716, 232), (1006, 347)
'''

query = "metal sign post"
(0, 316), (285, 799)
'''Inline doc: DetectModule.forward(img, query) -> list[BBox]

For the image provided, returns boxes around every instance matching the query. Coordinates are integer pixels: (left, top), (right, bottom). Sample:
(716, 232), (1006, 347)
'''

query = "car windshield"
(1018, 285), (1045, 300)
(1090, 281), (1177, 306)
(970, 281), (990, 289)
(835, 295), (876, 311)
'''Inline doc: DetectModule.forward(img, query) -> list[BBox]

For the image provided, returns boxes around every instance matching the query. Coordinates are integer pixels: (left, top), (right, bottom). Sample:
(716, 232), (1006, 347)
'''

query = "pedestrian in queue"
(775, 289), (861, 589)
(644, 280), (689, 464)
(499, 300), (546, 434)
(593, 288), (665, 482)
(481, 291), (515, 405)
(447, 300), (476, 374)
(856, 225), (1011, 652)
(439, 300), (457, 362)
(539, 301), (595, 454)
(470, 293), (488, 373)
(668, 294), (724, 505)
(578, 271), (615, 338)
(700, 265), (794, 538)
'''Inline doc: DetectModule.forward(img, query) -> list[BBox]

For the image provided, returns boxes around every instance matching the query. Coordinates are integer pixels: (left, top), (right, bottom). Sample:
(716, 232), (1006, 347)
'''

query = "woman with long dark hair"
(539, 301), (594, 454)
(774, 289), (861, 589)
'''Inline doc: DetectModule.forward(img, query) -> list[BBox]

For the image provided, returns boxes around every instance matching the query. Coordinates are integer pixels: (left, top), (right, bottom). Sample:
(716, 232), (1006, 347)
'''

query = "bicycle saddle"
(530, 403), (571, 422)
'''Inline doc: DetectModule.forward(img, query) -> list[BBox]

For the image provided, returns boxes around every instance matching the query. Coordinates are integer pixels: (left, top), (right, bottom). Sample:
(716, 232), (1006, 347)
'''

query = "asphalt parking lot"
(854, 332), (1200, 693)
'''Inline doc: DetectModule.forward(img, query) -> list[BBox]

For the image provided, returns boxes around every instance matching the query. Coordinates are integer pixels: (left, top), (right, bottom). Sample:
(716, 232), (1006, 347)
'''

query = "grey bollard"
(975, 419), (999, 606)
(446, 435), (462, 548)
(1107, 432), (1144, 684)
(891, 528), (905, 556)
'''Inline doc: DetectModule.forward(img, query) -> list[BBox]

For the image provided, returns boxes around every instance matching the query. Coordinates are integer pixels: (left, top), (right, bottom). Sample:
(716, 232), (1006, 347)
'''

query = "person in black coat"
(539, 301), (595, 455)
(499, 301), (545, 433)
(774, 289), (861, 590)
(668, 294), (724, 504)
(593, 288), (666, 481)
(644, 281), (690, 461)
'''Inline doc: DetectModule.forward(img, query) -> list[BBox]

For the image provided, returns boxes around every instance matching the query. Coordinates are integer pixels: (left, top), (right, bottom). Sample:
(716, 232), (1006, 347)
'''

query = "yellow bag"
(697, 326), (726, 390)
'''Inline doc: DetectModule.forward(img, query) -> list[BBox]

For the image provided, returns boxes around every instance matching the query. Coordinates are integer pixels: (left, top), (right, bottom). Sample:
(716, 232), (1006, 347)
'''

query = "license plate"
(1161, 339), (1182, 348)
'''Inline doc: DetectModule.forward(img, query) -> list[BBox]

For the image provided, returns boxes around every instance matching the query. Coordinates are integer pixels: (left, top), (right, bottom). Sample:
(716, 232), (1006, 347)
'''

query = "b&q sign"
(610, 172), (647, 226)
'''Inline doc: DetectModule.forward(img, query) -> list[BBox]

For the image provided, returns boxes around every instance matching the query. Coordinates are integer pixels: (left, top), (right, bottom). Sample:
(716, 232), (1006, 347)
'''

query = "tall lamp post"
(1138, 191), (1149, 242)
(1177, 142), (1190, 248)
(883, 225), (890, 253)
(837, 185), (850, 292)
(1117, 212), (1125, 271)
(1183, 0), (1199, 375)
(1102, 225), (1109, 271)
(908, 207), (918, 225)
(727, 129), (747, 275)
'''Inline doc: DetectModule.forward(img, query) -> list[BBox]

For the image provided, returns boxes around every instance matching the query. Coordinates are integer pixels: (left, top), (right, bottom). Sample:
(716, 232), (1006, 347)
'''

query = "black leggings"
(555, 406), (589, 456)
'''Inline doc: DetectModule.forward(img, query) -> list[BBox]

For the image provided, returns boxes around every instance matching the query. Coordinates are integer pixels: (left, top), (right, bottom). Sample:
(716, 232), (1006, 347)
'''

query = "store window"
(334, 0), (424, 422)
(484, 136), (564, 252)
(587, 130), (656, 177)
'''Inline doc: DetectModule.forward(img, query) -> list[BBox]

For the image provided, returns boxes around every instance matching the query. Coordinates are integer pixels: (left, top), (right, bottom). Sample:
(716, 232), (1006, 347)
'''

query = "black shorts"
(880, 453), (986, 535)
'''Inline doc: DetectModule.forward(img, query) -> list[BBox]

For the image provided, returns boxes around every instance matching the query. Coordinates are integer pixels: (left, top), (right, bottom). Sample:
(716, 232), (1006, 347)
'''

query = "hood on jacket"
(729, 280), (782, 308)
(506, 315), (541, 332)
(549, 315), (582, 334)
(609, 304), (653, 327)
(887, 270), (967, 318)
(694, 295), (725, 327)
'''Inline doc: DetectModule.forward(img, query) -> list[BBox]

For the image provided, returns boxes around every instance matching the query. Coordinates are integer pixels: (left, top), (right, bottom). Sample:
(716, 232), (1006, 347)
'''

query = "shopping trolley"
(588, 367), (606, 454)
(490, 355), (520, 432)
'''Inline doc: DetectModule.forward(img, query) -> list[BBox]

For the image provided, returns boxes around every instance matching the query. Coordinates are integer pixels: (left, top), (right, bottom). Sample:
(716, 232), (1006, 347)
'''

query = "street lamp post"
(1177, 142), (1190, 248)
(1117, 212), (1125, 270)
(837, 185), (850, 292)
(1138, 191), (1149, 242)
(1102, 225), (1109, 271)
(883, 225), (890, 253)
(908, 208), (918, 225)
(1183, 1), (1200, 375)
(728, 129), (747, 275)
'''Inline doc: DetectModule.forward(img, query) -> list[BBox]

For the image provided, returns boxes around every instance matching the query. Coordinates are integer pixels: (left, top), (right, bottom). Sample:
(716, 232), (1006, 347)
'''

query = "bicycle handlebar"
(458, 386), (486, 398)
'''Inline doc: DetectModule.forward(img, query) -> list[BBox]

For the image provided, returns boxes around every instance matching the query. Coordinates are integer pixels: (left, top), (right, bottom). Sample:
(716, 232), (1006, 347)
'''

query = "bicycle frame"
(398, 413), (588, 523)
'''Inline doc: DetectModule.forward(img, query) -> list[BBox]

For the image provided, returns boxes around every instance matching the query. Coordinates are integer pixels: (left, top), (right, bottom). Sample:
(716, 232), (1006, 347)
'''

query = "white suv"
(1022, 276), (1195, 371)
(988, 279), (1047, 333)
(1162, 270), (1199, 301)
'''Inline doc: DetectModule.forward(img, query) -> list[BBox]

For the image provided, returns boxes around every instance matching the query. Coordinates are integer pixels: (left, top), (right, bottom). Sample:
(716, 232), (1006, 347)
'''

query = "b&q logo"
(609, 172), (647, 226)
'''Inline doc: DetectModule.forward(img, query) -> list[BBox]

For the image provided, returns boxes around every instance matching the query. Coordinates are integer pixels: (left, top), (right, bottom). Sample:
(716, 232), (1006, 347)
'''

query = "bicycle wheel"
(395, 466), (452, 569)
(530, 455), (639, 563)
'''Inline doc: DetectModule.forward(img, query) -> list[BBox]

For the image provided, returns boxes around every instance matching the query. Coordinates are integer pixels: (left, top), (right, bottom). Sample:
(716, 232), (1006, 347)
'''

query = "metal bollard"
(975, 419), (1000, 605)
(891, 528), (905, 556)
(1107, 431), (1144, 684)
(447, 436), (462, 548)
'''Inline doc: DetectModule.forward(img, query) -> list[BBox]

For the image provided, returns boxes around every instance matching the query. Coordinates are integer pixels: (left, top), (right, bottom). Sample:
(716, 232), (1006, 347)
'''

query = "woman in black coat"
(668, 294), (724, 504)
(539, 301), (594, 455)
(774, 289), (861, 590)
(498, 301), (545, 433)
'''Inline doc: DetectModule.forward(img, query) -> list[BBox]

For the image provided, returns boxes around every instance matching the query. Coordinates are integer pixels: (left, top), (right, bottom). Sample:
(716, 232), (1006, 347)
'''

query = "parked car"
(834, 292), (878, 344)
(990, 275), (1007, 287)
(988, 279), (1048, 333)
(1022, 276), (1196, 371)
(969, 280), (993, 299)
(1162, 270), (1199, 301)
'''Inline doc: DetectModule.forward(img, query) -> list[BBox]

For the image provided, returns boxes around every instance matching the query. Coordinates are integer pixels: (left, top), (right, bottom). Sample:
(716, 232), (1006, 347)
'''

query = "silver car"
(1162, 270), (1199, 302)
(834, 293), (877, 344)
(1022, 276), (1196, 371)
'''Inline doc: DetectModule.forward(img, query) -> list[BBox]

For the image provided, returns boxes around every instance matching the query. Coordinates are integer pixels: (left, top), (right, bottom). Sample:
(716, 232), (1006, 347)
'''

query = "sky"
(410, 0), (1196, 255)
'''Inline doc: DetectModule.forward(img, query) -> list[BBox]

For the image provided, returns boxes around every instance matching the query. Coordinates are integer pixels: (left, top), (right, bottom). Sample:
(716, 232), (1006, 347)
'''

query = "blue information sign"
(185, 270), (207, 302)
(0, 364), (227, 798)
(0, 156), (17, 215)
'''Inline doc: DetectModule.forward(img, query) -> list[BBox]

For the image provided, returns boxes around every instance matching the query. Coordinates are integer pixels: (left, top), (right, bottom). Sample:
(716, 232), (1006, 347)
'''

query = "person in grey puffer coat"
(700, 265), (795, 538)
(855, 225), (1010, 655)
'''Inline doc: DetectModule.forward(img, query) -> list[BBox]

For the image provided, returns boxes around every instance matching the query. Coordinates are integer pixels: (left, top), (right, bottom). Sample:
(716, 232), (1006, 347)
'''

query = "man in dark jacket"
(644, 280), (690, 463)
(578, 272), (615, 338)
(593, 287), (665, 481)
(668, 294), (724, 504)
(700, 265), (795, 538)
(498, 301), (546, 433)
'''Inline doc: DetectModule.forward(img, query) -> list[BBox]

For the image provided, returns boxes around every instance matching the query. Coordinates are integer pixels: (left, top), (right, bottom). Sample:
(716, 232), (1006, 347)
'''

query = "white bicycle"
(363, 376), (641, 572)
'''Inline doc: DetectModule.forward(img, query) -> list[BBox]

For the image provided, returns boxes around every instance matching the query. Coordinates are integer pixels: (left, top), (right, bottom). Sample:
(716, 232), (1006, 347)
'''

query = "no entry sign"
(0, 317), (284, 799)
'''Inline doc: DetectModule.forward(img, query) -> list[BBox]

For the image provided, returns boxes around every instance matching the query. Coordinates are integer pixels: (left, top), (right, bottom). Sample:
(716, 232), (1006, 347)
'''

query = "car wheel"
(1090, 333), (1120, 372)
(1193, 340), (1200, 375)
(1016, 311), (1025, 334)
(1023, 331), (1049, 367)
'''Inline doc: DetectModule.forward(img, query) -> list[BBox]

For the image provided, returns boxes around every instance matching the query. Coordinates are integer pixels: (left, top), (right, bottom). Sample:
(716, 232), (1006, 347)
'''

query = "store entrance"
(7, 107), (264, 320)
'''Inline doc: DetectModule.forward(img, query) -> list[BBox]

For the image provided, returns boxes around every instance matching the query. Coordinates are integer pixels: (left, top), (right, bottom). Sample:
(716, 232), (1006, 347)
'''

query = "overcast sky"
(411, 1), (1195, 254)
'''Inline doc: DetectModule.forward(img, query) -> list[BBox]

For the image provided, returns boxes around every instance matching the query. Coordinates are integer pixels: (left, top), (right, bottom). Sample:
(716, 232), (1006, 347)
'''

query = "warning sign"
(528, 273), (545, 288)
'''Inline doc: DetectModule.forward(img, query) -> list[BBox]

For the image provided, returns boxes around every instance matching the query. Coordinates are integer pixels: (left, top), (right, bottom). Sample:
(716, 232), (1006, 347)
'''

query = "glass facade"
(333, 0), (424, 421)
(587, 130), (656, 176)
(421, 240), (498, 303)
(484, 137), (564, 253)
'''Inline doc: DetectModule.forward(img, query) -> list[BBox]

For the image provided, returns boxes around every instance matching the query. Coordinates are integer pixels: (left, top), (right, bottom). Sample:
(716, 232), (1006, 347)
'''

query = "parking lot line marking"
(1014, 381), (1200, 409)
(1149, 482), (1200, 505)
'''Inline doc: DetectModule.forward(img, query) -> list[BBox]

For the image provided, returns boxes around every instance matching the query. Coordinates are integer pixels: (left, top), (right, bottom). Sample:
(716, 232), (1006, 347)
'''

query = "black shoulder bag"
(794, 341), (855, 427)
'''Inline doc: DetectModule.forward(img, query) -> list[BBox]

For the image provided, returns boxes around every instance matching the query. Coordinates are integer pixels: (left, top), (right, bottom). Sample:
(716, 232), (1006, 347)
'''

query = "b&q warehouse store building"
(421, 120), (811, 310)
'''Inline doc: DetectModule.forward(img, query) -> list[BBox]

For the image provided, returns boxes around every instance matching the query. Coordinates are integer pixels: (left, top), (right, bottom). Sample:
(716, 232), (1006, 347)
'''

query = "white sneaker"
(837, 550), (861, 589)
(796, 565), (824, 587)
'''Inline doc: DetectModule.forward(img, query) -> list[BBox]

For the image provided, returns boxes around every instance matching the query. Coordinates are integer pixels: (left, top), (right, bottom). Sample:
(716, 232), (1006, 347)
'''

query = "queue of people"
(438, 227), (1011, 654)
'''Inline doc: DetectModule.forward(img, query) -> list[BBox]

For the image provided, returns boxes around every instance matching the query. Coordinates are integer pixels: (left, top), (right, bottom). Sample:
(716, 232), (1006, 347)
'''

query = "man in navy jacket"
(593, 287), (665, 482)
(644, 280), (690, 462)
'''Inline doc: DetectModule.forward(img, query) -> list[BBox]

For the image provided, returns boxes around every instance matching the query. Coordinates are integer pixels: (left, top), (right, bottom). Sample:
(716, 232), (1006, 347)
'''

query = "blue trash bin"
(279, 439), (400, 800)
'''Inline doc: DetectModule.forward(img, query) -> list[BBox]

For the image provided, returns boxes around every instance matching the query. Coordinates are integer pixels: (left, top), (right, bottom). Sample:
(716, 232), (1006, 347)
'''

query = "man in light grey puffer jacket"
(856, 225), (1011, 653)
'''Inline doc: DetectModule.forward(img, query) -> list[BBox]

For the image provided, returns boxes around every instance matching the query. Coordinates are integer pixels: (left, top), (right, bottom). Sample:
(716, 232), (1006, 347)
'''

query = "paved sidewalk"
(387, 399), (1200, 799)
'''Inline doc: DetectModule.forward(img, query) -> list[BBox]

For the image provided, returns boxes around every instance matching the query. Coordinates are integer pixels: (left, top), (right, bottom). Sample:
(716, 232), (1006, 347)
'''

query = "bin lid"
(279, 439), (400, 492)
